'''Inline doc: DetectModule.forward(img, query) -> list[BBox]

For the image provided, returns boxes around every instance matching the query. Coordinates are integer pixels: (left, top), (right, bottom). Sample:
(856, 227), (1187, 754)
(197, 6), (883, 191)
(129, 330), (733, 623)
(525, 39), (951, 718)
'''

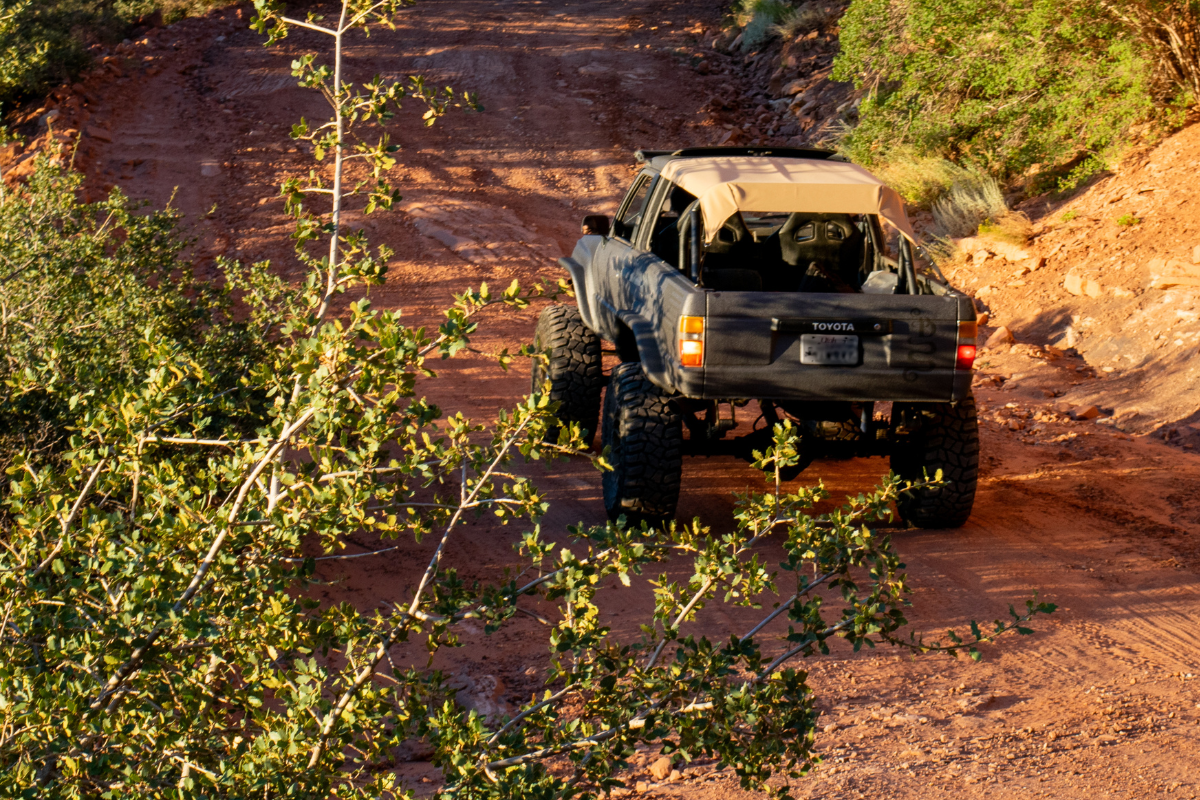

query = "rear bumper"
(675, 365), (971, 403)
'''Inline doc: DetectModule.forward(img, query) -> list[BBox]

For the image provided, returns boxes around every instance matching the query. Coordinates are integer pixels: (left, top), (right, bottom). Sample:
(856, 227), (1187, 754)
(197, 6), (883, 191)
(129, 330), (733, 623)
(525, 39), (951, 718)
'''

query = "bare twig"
(281, 16), (336, 36)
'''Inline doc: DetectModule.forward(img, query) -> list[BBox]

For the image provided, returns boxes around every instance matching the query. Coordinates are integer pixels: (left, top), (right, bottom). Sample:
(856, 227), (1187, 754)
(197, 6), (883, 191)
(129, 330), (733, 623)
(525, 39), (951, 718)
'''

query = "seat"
(769, 213), (867, 293)
(700, 211), (753, 273)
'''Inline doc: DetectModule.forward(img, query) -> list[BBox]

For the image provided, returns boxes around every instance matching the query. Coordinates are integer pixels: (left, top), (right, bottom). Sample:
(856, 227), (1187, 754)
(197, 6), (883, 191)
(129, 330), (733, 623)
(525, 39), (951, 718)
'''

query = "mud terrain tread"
(533, 304), (604, 445)
(601, 362), (683, 524)
(890, 394), (979, 529)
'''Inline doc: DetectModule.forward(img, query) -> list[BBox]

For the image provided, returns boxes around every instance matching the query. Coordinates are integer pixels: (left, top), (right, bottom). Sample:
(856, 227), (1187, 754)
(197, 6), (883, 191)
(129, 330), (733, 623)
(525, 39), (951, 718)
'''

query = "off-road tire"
(801, 418), (861, 460)
(889, 394), (979, 529)
(532, 304), (604, 445)
(601, 362), (683, 525)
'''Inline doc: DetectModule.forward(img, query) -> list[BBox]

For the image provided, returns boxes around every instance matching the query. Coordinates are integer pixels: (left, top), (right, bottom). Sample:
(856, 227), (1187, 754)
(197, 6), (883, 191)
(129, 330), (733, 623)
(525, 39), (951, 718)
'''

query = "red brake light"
(956, 320), (977, 371)
(956, 344), (977, 370)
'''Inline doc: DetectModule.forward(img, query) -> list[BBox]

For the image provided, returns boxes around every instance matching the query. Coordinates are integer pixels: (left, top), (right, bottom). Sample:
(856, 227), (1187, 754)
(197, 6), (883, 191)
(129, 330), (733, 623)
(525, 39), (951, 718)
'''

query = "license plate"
(800, 334), (859, 365)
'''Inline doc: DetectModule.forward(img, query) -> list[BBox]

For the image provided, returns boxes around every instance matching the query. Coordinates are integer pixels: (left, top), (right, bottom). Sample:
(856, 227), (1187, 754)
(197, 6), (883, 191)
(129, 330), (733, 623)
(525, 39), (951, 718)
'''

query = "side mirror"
(581, 214), (611, 237)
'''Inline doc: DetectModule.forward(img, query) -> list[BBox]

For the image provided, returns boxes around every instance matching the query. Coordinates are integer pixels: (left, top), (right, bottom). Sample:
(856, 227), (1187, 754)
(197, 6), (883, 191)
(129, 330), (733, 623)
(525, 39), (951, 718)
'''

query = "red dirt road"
(63, 0), (1200, 797)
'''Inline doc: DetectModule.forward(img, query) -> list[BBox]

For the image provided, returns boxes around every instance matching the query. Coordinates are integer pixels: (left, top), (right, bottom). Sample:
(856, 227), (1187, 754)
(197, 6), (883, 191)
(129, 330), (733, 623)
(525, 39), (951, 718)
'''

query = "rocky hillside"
(947, 122), (1200, 447)
(700, 3), (854, 147)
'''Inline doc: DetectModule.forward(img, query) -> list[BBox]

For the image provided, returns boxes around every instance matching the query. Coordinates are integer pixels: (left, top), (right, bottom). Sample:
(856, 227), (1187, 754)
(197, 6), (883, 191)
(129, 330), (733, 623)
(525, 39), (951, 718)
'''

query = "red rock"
(956, 236), (1031, 261)
(1072, 405), (1102, 421)
(5, 156), (37, 182)
(984, 326), (1014, 348)
(0, 141), (22, 167)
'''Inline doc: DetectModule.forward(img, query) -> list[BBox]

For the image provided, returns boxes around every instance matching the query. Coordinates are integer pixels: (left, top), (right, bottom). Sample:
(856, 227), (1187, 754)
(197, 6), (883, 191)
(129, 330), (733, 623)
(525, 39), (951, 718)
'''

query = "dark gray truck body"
(560, 149), (976, 406)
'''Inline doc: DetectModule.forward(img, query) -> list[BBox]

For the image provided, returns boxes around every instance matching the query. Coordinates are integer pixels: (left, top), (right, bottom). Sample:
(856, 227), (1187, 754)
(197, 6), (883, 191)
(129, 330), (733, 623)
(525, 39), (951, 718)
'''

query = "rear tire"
(532, 304), (604, 446)
(889, 394), (979, 529)
(601, 363), (683, 525)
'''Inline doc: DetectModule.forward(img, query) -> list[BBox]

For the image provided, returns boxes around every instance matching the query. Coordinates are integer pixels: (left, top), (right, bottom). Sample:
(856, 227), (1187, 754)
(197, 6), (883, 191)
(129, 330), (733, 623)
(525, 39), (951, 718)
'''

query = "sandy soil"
(12, 0), (1200, 798)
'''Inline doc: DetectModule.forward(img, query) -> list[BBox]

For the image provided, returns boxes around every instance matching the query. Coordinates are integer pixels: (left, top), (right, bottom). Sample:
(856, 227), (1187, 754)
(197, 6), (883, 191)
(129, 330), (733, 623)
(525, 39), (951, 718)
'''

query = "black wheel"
(601, 362), (683, 525)
(889, 394), (979, 529)
(532, 304), (604, 445)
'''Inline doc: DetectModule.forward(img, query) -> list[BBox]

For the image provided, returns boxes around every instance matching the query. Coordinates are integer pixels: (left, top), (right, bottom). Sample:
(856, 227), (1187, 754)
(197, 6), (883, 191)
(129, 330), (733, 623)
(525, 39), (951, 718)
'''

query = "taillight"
(956, 320), (977, 370)
(679, 316), (704, 367)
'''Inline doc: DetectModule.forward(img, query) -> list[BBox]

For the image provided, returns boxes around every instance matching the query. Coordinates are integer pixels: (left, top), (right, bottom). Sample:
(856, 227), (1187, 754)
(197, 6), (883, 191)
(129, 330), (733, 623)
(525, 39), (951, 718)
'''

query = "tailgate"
(689, 290), (975, 402)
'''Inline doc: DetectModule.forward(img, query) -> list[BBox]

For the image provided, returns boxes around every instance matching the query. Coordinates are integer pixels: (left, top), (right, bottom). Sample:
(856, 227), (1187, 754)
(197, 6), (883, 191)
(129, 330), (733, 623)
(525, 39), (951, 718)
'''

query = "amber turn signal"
(679, 316), (705, 367)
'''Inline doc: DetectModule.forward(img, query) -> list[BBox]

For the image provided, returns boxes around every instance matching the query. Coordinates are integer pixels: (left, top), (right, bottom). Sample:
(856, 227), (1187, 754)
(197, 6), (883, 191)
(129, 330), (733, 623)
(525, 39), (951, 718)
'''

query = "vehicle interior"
(646, 182), (891, 294)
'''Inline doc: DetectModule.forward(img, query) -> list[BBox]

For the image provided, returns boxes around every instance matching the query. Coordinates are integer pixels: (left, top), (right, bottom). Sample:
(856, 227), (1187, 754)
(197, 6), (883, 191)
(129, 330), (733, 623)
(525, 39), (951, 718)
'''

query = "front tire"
(532, 304), (604, 445)
(890, 394), (979, 529)
(601, 363), (683, 525)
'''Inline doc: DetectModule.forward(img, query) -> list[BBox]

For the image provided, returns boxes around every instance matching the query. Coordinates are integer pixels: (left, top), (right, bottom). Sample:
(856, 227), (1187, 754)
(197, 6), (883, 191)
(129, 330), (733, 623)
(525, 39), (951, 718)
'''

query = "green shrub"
(834, 0), (1155, 181)
(0, 0), (231, 108)
(1116, 213), (1141, 225)
(0, 1), (92, 104)
(0, 155), (266, 468)
(1053, 153), (1110, 194)
(1103, 2), (1200, 102)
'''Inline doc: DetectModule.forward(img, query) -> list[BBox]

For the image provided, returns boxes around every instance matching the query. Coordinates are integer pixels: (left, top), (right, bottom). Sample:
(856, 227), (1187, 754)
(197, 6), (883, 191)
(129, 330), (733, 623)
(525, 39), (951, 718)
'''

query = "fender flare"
(618, 311), (672, 391)
(557, 257), (597, 331)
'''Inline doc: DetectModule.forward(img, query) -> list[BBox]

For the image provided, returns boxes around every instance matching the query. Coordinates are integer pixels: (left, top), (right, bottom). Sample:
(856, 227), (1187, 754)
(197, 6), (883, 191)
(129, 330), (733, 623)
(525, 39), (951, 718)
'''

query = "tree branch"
(30, 457), (108, 579)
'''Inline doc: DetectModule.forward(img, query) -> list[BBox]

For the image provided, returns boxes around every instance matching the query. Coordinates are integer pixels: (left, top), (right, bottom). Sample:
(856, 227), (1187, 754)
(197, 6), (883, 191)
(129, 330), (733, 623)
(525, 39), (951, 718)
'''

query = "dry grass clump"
(735, 0), (831, 50)
(931, 172), (1007, 239)
(867, 151), (966, 207)
(924, 170), (1030, 265)
(773, 2), (833, 39)
(978, 211), (1032, 245)
(855, 151), (1030, 265)
(738, 0), (790, 49)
